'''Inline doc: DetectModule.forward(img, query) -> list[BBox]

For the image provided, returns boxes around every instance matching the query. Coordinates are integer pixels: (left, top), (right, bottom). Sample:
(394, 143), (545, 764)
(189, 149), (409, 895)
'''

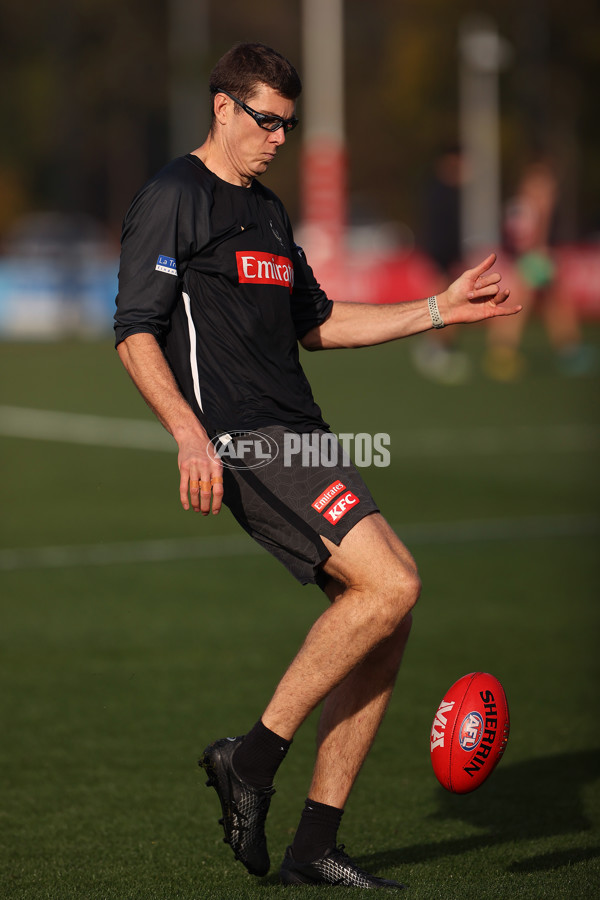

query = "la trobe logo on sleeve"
(155, 255), (178, 276)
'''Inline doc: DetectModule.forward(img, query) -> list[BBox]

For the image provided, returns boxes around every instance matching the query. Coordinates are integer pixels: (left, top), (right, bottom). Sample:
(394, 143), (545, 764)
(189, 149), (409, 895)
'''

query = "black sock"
(291, 798), (344, 863)
(232, 720), (291, 790)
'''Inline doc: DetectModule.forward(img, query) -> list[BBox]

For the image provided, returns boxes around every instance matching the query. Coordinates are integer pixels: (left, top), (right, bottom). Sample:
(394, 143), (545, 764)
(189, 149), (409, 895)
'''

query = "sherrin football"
(430, 672), (510, 794)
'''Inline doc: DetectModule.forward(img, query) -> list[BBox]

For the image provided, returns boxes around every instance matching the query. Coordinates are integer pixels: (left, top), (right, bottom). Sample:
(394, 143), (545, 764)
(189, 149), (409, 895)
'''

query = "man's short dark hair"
(208, 42), (302, 117)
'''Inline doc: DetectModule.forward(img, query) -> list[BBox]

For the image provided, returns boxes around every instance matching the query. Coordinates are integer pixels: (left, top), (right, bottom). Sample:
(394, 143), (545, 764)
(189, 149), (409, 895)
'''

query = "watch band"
(427, 295), (445, 329)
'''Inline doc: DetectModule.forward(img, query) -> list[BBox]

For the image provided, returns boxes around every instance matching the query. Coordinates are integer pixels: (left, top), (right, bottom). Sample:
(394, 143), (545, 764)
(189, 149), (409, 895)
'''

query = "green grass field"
(1, 324), (599, 899)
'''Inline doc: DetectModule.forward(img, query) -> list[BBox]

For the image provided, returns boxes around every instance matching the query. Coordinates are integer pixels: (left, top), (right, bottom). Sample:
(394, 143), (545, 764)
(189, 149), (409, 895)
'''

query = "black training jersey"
(114, 154), (333, 433)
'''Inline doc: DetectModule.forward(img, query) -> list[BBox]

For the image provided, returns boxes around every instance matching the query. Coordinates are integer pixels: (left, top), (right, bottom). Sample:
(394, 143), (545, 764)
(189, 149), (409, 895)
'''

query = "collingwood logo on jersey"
(155, 254), (177, 276)
(269, 218), (284, 245)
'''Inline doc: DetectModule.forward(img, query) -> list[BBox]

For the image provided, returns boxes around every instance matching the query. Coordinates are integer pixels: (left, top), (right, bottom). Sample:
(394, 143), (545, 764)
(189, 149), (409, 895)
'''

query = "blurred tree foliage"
(1, 0), (598, 242)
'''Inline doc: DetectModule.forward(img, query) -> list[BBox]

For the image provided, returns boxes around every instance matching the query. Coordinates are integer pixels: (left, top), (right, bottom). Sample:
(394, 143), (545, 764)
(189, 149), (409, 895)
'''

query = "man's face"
(221, 84), (296, 181)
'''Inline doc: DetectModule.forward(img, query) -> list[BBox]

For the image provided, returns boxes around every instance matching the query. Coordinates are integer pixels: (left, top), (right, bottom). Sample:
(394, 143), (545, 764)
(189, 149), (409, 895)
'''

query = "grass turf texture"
(0, 325), (599, 898)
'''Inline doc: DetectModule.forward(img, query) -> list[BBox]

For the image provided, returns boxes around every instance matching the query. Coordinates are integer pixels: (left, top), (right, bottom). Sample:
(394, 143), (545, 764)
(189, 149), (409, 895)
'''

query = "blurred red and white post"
(459, 16), (511, 260)
(301, 0), (347, 285)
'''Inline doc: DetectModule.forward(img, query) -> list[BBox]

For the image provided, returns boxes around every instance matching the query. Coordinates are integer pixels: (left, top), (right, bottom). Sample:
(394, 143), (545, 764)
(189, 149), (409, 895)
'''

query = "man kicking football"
(114, 42), (520, 890)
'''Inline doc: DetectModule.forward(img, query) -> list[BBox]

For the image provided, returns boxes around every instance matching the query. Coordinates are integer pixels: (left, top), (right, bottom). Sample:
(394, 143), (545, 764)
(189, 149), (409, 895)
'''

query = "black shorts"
(218, 426), (380, 589)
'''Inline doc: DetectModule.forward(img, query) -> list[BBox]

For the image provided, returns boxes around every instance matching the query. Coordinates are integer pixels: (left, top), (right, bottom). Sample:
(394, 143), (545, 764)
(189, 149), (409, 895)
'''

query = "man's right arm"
(117, 333), (223, 515)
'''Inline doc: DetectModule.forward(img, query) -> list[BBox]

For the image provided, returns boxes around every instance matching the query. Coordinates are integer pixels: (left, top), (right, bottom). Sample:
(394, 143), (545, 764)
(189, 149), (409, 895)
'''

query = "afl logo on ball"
(459, 712), (484, 751)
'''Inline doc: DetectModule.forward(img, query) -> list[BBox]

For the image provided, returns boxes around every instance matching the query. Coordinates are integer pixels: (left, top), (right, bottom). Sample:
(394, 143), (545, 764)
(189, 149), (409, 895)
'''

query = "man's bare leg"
(262, 514), (419, 751)
(308, 601), (413, 808)
(274, 514), (417, 888)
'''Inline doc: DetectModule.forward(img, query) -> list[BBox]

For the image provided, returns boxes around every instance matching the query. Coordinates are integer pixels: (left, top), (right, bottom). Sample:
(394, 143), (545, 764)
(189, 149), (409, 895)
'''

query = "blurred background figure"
(411, 145), (472, 385)
(484, 159), (597, 380)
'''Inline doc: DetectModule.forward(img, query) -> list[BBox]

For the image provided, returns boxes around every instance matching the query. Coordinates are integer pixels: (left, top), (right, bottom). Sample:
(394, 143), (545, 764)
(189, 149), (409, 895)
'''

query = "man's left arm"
(301, 253), (521, 351)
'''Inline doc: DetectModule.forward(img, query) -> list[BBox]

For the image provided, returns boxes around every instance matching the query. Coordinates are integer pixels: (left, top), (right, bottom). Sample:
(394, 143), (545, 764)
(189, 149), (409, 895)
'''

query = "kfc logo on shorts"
(323, 491), (360, 524)
(311, 480), (346, 513)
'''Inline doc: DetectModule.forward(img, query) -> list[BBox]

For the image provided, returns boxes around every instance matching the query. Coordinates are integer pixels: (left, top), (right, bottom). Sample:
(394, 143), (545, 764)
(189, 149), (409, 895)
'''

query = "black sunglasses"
(218, 88), (299, 133)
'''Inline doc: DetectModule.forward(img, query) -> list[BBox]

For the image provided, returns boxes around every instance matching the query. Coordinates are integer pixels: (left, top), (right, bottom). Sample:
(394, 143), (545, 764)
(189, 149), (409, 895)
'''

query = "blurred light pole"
(168, 0), (209, 157)
(301, 0), (346, 265)
(459, 16), (511, 257)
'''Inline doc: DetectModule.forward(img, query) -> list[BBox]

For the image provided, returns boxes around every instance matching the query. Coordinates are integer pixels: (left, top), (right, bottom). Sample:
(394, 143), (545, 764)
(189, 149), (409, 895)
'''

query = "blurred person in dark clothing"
(412, 145), (471, 385)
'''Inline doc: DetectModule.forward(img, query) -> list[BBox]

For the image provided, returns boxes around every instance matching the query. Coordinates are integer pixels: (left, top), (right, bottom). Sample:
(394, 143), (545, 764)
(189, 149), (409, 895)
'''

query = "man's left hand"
(437, 253), (522, 326)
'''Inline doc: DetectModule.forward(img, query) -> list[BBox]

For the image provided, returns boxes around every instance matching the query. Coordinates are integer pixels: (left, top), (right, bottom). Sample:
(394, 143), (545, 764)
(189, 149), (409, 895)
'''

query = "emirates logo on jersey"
(236, 251), (294, 293)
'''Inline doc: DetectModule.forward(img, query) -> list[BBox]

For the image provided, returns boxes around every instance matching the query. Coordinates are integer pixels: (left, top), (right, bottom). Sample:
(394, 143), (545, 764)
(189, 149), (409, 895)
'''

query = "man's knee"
(376, 562), (421, 635)
(321, 514), (421, 633)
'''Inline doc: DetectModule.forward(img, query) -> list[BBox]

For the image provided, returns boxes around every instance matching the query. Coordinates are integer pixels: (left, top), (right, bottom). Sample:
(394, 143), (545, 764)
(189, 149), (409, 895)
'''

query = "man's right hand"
(116, 333), (225, 516)
(178, 434), (224, 515)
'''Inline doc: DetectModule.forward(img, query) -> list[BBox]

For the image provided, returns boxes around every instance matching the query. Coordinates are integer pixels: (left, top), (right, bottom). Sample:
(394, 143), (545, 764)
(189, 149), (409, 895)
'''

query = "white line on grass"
(0, 406), (599, 455)
(0, 406), (174, 451)
(388, 423), (600, 456)
(1, 514), (597, 571)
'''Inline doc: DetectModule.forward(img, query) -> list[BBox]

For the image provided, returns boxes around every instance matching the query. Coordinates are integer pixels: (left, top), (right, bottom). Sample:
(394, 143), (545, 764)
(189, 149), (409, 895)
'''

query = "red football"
(430, 672), (510, 794)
